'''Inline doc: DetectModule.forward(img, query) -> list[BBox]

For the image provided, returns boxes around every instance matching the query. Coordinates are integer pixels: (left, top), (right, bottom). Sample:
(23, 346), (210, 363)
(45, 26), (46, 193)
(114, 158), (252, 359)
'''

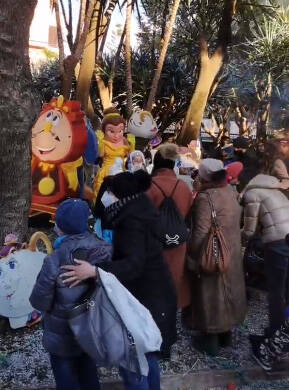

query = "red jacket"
(147, 168), (193, 308)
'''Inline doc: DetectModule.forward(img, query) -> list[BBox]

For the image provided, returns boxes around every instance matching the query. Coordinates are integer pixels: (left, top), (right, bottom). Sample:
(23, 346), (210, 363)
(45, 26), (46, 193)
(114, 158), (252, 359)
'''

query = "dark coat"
(190, 185), (247, 333)
(146, 168), (193, 309)
(30, 232), (112, 357)
(97, 194), (177, 353)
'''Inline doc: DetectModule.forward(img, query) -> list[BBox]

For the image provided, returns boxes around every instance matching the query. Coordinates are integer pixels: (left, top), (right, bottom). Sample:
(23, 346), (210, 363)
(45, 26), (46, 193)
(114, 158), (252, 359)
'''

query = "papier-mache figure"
(0, 234), (26, 258)
(93, 107), (135, 197)
(178, 147), (200, 171)
(188, 140), (202, 162)
(127, 108), (159, 150)
(127, 151), (147, 172)
(0, 232), (52, 329)
(127, 108), (158, 139)
(31, 95), (88, 216)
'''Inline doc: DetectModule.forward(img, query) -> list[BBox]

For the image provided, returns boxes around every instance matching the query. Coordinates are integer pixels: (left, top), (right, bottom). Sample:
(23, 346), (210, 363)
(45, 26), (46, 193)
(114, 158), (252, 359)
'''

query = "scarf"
(199, 179), (228, 191)
(53, 235), (69, 249)
(105, 193), (140, 224)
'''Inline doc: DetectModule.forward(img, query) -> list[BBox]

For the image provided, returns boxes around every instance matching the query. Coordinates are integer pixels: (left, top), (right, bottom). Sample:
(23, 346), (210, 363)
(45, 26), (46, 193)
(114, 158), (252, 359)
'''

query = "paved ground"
(0, 277), (288, 390)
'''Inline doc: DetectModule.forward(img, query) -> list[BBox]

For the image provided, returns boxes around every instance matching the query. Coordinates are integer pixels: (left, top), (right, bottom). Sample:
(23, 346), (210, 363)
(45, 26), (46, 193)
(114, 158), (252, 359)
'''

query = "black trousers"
(264, 241), (289, 336)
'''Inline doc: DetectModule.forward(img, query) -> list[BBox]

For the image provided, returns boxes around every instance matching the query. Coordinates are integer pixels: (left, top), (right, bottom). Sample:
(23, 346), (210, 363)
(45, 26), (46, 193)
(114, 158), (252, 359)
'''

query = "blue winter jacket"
(30, 232), (112, 357)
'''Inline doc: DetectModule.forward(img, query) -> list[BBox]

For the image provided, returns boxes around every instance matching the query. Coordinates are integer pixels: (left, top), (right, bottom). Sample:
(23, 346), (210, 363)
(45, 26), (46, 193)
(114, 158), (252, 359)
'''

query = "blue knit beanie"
(55, 199), (90, 235)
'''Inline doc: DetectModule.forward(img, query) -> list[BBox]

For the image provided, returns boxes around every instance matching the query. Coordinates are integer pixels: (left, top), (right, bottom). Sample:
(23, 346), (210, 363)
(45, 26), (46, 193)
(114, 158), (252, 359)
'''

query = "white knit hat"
(198, 158), (224, 181)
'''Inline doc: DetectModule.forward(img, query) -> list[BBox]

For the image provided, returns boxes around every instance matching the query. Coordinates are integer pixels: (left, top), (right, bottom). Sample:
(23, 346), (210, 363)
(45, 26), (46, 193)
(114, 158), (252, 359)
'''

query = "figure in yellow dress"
(93, 108), (135, 197)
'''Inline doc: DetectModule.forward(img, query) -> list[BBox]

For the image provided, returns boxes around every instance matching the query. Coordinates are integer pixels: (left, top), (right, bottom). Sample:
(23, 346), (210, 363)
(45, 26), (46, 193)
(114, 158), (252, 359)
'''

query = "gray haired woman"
(189, 159), (247, 356)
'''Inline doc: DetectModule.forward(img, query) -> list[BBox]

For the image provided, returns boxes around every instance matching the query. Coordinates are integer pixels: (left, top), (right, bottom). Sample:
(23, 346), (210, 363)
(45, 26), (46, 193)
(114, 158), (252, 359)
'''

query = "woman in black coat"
(62, 170), (177, 390)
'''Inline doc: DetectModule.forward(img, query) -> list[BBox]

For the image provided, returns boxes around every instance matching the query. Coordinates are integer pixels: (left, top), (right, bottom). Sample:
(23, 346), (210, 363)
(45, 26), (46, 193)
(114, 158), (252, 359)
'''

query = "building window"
(48, 25), (58, 48)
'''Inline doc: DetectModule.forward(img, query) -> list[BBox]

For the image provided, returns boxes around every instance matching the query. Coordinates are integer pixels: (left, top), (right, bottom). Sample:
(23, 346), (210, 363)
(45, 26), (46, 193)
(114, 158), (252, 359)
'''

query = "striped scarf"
(105, 193), (141, 223)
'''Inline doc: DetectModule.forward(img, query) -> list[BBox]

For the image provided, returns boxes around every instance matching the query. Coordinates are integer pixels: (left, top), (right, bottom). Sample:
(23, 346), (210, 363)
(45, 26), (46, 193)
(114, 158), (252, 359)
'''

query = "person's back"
(243, 174), (289, 243)
(147, 144), (193, 310)
(148, 172), (192, 217)
(242, 174), (289, 337)
(89, 170), (177, 372)
(190, 159), (246, 356)
(30, 199), (111, 390)
(31, 232), (111, 356)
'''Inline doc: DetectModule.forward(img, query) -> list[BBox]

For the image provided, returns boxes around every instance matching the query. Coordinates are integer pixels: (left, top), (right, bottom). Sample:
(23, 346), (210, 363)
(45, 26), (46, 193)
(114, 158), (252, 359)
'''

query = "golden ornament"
(38, 177), (55, 196)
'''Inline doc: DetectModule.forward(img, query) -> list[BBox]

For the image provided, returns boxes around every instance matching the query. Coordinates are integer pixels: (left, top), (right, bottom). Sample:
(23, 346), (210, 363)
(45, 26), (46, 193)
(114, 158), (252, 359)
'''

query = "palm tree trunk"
(146, 0), (181, 112)
(108, 26), (126, 102)
(125, 0), (133, 116)
(76, 1), (101, 111)
(98, 0), (119, 55)
(53, 0), (66, 92)
(74, 0), (87, 52)
(178, 0), (237, 145)
(61, 0), (96, 99)
(77, 0), (119, 113)
(0, 0), (38, 243)
(95, 68), (112, 109)
(257, 73), (272, 140)
(179, 41), (224, 144)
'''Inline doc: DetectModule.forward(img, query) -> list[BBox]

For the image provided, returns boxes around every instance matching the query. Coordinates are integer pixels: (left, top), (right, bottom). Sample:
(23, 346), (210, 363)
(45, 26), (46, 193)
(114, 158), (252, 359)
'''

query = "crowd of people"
(30, 131), (289, 389)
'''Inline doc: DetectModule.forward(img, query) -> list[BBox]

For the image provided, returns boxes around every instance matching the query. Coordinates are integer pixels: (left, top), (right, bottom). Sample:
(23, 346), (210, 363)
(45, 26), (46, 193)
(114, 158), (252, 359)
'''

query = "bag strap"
(152, 180), (166, 198)
(152, 180), (179, 198)
(201, 191), (219, 228)
(171, 180), (180, 197)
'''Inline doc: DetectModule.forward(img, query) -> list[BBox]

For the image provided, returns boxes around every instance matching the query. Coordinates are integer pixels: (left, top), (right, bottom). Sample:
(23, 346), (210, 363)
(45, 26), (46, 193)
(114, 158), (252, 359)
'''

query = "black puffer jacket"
(30, 232), (112, 357)
(96, 194), (177, 353)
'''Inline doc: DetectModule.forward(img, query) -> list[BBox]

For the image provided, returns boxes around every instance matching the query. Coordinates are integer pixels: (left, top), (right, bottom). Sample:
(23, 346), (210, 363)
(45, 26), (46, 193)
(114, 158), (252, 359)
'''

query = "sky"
(106, 6), (141, 52)
(63, 0), (141, 53)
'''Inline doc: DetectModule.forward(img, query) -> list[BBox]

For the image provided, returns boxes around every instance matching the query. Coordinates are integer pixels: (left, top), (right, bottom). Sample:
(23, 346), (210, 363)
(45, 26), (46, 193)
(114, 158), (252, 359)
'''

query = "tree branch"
(108, 26), (126, 101)
(125, 0), (133, 115)
(217, 0), (237, 51)
(59, 0), (69, 30)
(146, 0), (181, 111)
(98, 0), (119, 56)
(74, 0), (96, 62)
(53, 0), (65, 76)
(75, 0), (87, 51)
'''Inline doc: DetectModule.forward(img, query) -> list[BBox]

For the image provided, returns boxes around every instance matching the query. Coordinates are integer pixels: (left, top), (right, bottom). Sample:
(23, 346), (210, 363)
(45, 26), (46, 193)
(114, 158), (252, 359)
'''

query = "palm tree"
(178, 0), (237, 145)
(54, 0), (97, 99)
(125, 0), (133, 116)
(0, 0), (38, 242)
(242, 8), (289, 138)
(77, 0), (120, 113)
(76, 1), (101, 113)
(146, 0), (181, 112)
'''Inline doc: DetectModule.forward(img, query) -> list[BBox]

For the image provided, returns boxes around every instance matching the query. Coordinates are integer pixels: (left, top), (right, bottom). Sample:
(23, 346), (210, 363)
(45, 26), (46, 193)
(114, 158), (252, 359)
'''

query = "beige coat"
(147, 168), (193, 309)
(242, 174), (289, 243)
(190, 185), (247, 333)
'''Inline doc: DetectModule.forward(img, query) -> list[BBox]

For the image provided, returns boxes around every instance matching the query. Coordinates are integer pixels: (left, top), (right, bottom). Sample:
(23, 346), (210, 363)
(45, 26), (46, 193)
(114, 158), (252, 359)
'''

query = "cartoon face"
(32, 109), (73, 162)
(132, 154), (143, 164)
(104, 123), (124, 144)
(128, 151), (146, 172)
(0, 258), (20, 299)
(127, 110), (158, 139)
(0, 250), (45, 320)
(279, 141), (289, 157)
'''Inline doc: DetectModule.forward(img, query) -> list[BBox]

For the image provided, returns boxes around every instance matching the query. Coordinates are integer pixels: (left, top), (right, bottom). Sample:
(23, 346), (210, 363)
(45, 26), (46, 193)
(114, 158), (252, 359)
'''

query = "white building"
(29, 0), (58, 66)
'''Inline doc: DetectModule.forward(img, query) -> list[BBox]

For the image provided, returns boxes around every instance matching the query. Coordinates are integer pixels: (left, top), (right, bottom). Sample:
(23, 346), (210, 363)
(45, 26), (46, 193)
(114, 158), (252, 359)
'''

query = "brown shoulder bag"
(199, 192), (231, 274)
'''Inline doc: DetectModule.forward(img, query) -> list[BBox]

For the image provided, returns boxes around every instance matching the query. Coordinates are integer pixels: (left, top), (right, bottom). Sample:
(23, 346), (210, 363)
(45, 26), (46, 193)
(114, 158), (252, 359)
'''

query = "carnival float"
(30, 95), (96, 218)
(0, 232), (52, 329)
